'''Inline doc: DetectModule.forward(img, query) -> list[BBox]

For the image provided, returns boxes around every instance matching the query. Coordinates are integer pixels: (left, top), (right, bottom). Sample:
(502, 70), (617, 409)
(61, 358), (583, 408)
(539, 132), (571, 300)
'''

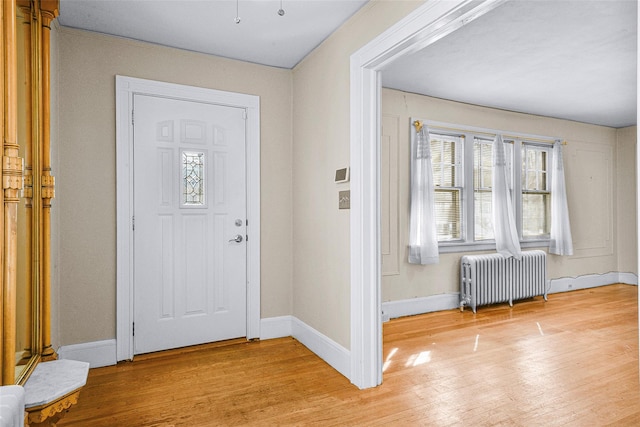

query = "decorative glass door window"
(182, 151), (205, 206)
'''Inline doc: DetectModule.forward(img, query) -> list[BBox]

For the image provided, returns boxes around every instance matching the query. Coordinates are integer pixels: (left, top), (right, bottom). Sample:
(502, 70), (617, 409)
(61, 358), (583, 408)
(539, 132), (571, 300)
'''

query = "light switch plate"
(339, 190), (350, 209)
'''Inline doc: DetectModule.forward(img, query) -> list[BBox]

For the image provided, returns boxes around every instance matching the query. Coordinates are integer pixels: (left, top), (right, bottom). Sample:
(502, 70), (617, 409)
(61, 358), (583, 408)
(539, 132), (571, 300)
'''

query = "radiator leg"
(460, 301), (465, 312)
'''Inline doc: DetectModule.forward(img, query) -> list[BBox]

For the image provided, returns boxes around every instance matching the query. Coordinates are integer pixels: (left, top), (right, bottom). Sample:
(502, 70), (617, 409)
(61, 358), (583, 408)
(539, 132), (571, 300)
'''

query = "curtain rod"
(412, 120), (568, 145)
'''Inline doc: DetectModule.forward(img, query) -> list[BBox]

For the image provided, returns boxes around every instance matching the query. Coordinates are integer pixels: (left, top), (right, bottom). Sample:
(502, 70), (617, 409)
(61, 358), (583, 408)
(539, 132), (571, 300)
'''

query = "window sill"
(438, 239), (549, 254)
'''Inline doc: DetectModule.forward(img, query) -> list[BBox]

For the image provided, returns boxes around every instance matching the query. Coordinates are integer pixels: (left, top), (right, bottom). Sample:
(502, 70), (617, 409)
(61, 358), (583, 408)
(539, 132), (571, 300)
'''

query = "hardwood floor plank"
(60, 284), (639, 426)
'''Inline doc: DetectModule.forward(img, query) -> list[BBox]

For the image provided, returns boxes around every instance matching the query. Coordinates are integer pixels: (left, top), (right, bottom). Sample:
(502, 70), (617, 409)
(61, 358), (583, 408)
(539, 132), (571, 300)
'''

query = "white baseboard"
(383, 272), (639, 320)
(60, 271), (637, 376)
(382, 293), (460, 320)
(57, 339), (117, 368)
(291, 317), (350, 380)
(55, 315), (350, 381)
(260, 315), (293, 340)
(548, 272), (638, 294)
(259, 315), (351, 381)
(617, 272), (638, 285)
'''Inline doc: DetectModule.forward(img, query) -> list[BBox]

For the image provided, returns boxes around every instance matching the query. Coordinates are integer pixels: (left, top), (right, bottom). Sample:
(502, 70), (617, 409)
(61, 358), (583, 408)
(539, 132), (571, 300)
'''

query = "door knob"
(228, 234), (244, 243)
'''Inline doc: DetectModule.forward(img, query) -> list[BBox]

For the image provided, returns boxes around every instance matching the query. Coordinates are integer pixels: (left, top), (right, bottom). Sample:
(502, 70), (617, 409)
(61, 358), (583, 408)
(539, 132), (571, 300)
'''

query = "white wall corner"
(382, 293), (460, 320)
(292, 317), (351, 380)
(260, 316), (293, 340)
(57, 339), (117, 368)
(548, 271), (637, 294)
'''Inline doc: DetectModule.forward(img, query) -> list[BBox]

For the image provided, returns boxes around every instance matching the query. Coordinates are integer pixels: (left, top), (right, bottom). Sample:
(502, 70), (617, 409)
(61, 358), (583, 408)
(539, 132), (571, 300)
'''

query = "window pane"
(182, 151), (205, 205)
(526, 149), (536, 171)
(430, 133), (462, 187)
(474, 190), (493, 240)
(474, 139), (497, 241)
(474, 139), (493, 189)
(522, 145), (549, 191)
(435, 189), (461, 241)
(522, 193), (551, 237)
(541, 171), (547, 190)
(482, 168), (492, 189)
(526, 171), (537, 190)
(432, 163), (442, 186)
(522, 143), (551, 238)
(442, 165), (454, 187)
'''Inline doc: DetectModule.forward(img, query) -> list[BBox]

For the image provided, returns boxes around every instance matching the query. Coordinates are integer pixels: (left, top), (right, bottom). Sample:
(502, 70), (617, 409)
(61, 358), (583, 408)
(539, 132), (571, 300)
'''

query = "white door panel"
(133, 94), (246, 355)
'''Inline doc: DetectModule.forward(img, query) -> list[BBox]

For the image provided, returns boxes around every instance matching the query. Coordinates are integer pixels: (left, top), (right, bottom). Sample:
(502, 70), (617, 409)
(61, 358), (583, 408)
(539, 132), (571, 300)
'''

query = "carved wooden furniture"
(1, 1), (86, 425)
(23, 360), (89, 427)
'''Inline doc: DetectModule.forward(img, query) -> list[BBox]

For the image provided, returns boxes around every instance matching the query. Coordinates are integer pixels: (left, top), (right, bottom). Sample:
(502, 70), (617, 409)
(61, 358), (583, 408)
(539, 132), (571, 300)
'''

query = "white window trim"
(416, 119), (558, 253)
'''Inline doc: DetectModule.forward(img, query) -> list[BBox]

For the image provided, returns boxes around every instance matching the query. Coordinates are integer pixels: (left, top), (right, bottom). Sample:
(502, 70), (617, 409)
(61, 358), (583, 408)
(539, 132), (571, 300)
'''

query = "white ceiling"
(58, 0), (637, 128)
(382, 0), (637, 128)
(58, 0), (369, 69)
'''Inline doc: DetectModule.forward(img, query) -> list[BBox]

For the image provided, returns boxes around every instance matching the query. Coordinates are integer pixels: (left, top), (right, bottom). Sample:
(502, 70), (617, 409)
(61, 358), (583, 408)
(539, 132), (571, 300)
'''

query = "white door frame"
(349, 0), (507, 389)
(115, 76), (261, 361)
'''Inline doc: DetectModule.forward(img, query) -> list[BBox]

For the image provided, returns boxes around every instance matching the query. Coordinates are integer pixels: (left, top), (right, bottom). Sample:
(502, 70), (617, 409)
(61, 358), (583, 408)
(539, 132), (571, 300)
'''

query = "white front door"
(133, 94), (247, 355)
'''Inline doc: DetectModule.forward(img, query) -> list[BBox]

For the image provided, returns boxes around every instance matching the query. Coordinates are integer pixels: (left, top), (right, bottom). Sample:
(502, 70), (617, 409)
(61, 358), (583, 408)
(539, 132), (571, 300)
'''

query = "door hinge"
(132, 109), (134, 126)
(246, 235), (249, 242)
(132, 215), (135, 231)
(242, 109), (247, 120)
(133, 322), (135, 336)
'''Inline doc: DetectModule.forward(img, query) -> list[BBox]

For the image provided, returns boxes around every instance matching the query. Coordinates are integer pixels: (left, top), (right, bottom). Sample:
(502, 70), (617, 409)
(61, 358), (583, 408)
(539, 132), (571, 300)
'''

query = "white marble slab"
(24, 360), (89, 408)
(0, 385), (25, 427)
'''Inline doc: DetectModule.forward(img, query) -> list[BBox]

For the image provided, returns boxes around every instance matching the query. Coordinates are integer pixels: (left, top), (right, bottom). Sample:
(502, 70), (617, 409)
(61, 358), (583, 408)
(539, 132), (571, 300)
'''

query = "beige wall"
(381, 88), (636, 302)
(616, 126), (638, 275)
(50, 0), (636, 352)
(52, 27), (293, 346)
(291, 1), (424, 349)
(51, 0), (425, 351)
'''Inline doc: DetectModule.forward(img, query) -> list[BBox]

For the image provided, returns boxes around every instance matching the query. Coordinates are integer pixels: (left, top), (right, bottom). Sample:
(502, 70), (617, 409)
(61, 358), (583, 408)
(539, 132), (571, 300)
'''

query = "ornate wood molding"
(23, 173), (33, 200)
(18, 0), (34, 368)
(4, 0), (61, 387)
(39, 0), (58, 361)
(2, 0), (18, 386)
(40, 0), (60, 23)
(26, 390), (81, 426)
(3, 155), (24, 194)
(41, 175), (54, 199)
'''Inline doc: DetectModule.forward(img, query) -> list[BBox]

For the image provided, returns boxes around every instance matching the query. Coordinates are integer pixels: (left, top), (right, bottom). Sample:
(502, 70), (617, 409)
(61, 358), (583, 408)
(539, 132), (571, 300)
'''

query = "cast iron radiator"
(460, 250), (547, 313)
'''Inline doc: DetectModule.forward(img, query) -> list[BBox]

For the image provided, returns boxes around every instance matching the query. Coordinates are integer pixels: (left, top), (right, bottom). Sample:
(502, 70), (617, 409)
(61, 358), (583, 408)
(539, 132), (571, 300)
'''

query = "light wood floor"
(60, 284), (639, 426)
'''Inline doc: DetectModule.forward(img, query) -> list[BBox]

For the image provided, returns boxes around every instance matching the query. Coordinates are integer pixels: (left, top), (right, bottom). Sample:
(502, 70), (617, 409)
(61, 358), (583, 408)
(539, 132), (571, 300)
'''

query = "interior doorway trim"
(115, 76), (261, 361)
(349, 0), (506, 389)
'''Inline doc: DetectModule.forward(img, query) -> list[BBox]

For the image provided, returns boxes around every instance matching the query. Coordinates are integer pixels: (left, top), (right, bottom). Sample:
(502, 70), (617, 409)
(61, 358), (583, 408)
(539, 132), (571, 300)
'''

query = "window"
(430, 133), (463, 241)
(473, 138), (493, 241)
(521, 144), (551, 239)
(473, 138), (514, 241)
(420, 120), (556, 252)
(181, 151), (205, 206)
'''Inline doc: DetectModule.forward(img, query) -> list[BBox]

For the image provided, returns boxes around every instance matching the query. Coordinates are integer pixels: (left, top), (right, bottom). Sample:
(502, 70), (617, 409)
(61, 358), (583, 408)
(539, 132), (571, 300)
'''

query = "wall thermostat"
(335, 167), (350, 183)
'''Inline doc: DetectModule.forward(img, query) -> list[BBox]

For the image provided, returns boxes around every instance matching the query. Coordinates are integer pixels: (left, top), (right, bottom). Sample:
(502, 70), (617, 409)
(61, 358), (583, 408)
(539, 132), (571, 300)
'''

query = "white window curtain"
(492, 135), (522, 259)
(408, 125), (439, 265)
(549, 141), (574, 255)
